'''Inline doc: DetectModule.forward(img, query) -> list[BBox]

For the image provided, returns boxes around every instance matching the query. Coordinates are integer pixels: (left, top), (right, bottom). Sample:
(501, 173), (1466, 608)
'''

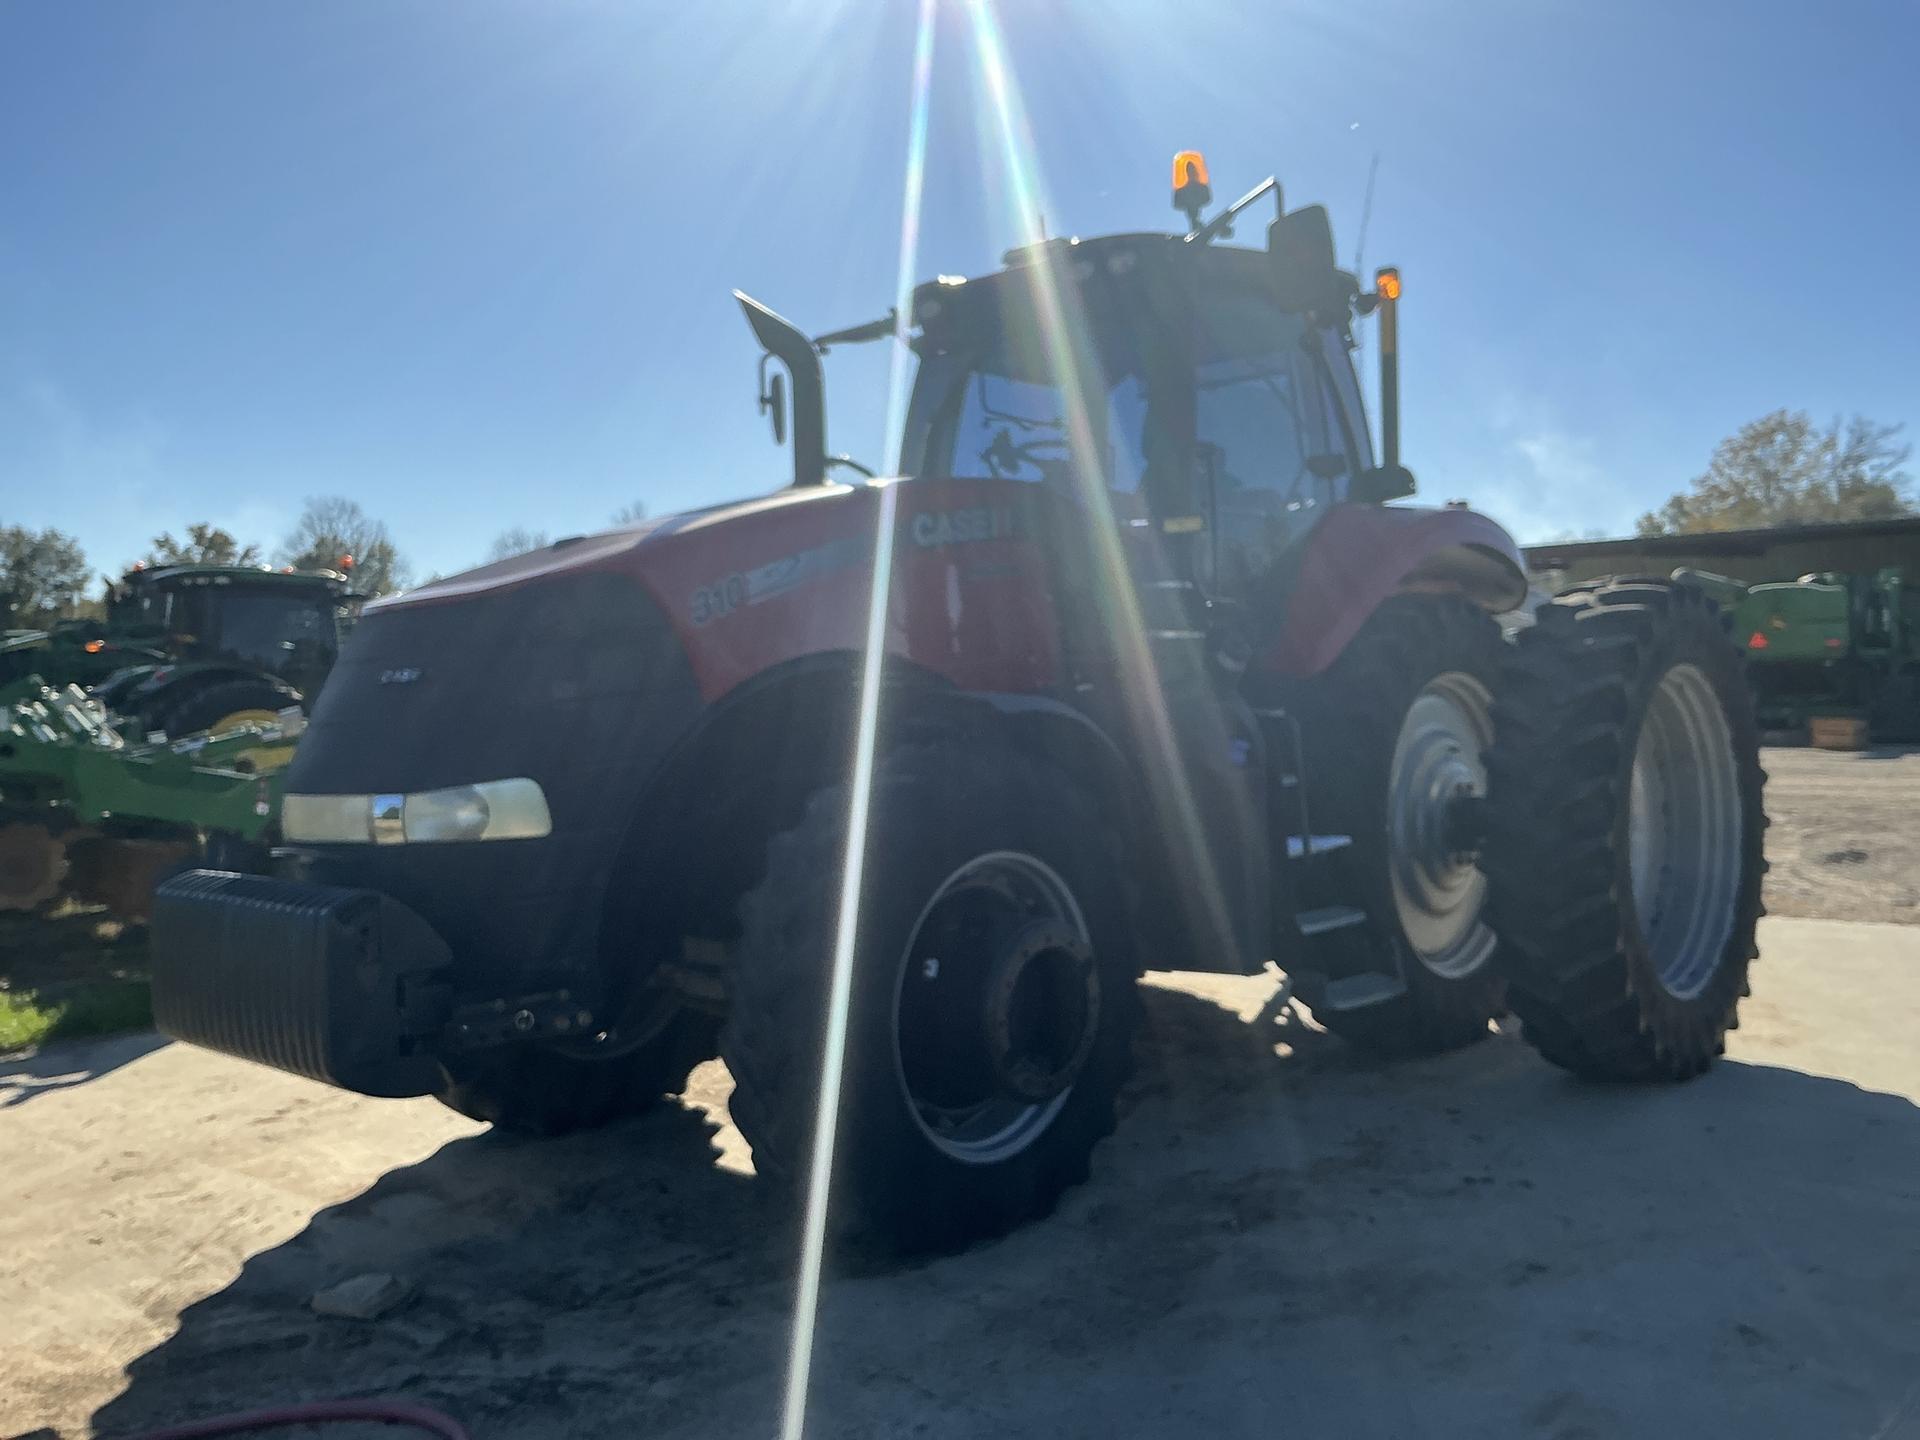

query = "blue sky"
(3, 0), (1917, 583)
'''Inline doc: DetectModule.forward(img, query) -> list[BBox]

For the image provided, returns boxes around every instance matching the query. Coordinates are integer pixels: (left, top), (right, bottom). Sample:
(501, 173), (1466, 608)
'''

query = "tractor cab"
(741, 153), (1427, 649)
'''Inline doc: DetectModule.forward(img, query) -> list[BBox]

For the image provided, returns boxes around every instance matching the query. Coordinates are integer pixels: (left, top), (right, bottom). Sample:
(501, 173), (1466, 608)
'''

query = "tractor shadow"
(90, 982), (1920, 1440)
(0, 1030), (167, 1109)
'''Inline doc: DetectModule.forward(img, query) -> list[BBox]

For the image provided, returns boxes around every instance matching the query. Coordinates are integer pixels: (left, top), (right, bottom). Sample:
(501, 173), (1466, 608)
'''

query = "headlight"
(281, 778), (551, 844)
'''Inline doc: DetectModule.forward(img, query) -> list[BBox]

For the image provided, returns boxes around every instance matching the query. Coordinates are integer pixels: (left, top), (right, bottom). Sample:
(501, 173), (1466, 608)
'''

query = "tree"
(0, 526), (90, 625)
(610, 501), (648, 526)
(1637, 410), (1914, 536)
(486, 527), (550, 562)
(279, 496), (412, 595)
(144, 522), (262, 568)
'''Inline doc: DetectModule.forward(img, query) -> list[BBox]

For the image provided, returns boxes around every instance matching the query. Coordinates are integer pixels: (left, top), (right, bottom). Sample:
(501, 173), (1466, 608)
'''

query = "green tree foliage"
(1637, 411), (1913, 536)
(279, 496), (412, 596)
(0, 525), (90, 625)
(486, 527), (550, 563)
(143, 522), (262, 568)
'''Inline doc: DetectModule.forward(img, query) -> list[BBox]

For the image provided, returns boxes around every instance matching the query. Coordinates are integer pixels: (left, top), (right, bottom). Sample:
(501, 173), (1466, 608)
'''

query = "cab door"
(1190, 286), (1342, 609)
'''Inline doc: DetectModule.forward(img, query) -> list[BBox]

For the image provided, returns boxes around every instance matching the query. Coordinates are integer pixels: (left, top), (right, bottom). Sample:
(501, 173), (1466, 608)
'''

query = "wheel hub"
(1388, 674), (1497, 978)
(894, 852), (1094, 1165)
(1629, 663), (1741, 999)
(983, 919), (1099, 1103)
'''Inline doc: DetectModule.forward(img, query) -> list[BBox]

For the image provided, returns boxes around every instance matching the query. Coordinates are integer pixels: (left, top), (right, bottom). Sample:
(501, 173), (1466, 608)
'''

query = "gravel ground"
(4, 748), (1918, 1439)
(1761, 744), (1920, 924)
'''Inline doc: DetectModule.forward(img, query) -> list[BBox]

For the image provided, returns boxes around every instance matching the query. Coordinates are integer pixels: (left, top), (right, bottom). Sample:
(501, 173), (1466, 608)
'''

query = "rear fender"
(1262, 504), (1528, 677)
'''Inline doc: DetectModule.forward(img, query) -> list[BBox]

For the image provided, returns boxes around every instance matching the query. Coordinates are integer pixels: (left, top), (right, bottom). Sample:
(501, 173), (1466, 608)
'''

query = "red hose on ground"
(114, 1398), (470, 1440)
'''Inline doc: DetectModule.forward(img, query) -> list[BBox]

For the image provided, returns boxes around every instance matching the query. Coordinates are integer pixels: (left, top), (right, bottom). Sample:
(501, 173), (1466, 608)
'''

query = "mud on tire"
(721, 744), (1137, 1254)
(1484, 578), (1766, 1081)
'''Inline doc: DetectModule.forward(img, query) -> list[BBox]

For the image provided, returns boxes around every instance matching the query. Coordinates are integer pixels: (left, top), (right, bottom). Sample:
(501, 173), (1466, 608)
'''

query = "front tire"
(1484, 579), (1766, 1080)
(721, 745), (1136, 1253)
(435, 1013), (716, 1135)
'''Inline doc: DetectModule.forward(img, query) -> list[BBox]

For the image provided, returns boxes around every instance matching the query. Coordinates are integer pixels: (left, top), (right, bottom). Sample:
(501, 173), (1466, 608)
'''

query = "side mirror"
(759, 367), (787, 445)
(1267, 205), (1346, 315)
(1351, 464), (1417, 504)
(1305, 453), (1348, 482)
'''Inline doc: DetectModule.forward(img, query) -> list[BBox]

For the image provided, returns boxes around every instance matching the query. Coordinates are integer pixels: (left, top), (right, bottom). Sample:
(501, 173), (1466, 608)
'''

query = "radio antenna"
(1352, 151), (1380, 275)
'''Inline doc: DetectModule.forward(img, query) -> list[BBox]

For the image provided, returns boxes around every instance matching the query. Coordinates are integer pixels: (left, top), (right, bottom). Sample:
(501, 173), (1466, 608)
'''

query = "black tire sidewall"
(1608, 599), (1765, 1047)
(729, 747), (1135, 1248)
(160, 677), (293, 738)
(1300, 595), (1507, 1043)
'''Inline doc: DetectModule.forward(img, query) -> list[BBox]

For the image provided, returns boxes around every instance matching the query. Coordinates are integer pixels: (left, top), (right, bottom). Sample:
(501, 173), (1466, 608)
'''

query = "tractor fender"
(613, 654), (1140, 960)
(1262, 504), (1529, 677)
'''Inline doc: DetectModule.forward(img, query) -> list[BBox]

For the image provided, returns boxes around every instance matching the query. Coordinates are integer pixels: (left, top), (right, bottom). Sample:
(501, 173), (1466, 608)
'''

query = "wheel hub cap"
(1388, 673), (1497, 978)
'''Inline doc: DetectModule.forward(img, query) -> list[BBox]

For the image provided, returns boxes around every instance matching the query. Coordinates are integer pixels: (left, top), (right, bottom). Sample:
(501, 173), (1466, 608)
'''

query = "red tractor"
(151, 159), (1765, 1252)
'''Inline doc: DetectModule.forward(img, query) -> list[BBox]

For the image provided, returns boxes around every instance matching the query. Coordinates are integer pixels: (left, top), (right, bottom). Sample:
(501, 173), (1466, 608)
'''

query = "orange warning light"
(84, 639), (106, 653)
(1172, 150), (1209, 190)
(1376, 269), (1402, 302)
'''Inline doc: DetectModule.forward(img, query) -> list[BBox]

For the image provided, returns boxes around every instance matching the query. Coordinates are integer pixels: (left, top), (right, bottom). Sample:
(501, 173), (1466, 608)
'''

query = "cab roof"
(124, 563), (355, 593)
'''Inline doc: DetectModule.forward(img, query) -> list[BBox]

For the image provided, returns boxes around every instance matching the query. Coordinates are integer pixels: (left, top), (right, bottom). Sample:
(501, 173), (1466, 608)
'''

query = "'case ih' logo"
(911, 506), (1017, 549)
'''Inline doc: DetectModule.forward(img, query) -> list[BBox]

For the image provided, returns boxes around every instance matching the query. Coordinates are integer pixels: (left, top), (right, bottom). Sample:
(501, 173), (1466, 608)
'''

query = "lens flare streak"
(780, 3), (934, 1438)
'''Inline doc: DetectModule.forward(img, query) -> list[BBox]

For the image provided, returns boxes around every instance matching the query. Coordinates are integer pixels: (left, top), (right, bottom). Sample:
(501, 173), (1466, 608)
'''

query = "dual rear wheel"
(1305, 581), (1764, 1079)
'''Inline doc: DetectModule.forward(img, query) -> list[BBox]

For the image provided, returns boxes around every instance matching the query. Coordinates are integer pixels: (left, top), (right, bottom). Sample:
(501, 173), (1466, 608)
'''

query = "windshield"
(210, 592), (337, 671)
(905, 281), (1172, 504)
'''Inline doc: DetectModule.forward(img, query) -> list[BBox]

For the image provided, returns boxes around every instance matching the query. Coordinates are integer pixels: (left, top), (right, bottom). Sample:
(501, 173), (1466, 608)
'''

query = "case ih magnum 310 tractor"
(152, 159), (1765, 1252)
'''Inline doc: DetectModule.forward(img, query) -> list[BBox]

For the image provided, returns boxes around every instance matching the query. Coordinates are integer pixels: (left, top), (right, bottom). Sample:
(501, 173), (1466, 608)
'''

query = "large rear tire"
(1484, 579), (1766, 1080)
(721, 745), (1136, 1253)
(158, 677), (293, 740)
(1295, 594), (1508, 1054)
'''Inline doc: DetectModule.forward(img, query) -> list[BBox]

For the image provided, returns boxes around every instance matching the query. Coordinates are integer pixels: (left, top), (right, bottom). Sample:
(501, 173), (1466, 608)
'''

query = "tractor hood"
(351, 470), (1061, 711)
(368, 483), (864, 614)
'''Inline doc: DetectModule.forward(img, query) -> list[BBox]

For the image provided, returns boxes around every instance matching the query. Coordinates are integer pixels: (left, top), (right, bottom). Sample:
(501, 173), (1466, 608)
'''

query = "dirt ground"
(5, 749), (1920, 1439)
(1760, 744), (1920, 924)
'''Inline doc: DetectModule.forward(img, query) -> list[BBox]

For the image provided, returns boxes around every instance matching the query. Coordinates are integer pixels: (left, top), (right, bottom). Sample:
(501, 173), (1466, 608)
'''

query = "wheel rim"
(1387, 672), (1497, 979)
(1629, 663), (1742, 999)
(892, 851), (1093, 1166)
(207, 708), (282, 735)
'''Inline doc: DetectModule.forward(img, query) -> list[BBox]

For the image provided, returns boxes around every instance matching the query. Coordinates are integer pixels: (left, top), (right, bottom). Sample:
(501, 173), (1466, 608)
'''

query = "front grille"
(276, 571), (702, 996)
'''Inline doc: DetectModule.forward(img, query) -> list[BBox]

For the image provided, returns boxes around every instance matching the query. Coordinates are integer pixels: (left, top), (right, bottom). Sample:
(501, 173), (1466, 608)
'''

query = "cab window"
(1193, 290), (1328, 591)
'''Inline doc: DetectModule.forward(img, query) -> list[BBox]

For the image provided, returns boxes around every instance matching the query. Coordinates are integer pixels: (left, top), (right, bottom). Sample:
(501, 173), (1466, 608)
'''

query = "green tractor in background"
(0, 563), (363, 917)
(2, 562), (361, 740)
(1678, 566), (1920, 742)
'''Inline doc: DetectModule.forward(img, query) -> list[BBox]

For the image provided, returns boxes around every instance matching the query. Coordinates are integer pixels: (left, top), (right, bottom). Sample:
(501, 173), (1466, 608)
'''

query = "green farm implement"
(1677, 566), (1920, 741)
(0, 676), (300, 916)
